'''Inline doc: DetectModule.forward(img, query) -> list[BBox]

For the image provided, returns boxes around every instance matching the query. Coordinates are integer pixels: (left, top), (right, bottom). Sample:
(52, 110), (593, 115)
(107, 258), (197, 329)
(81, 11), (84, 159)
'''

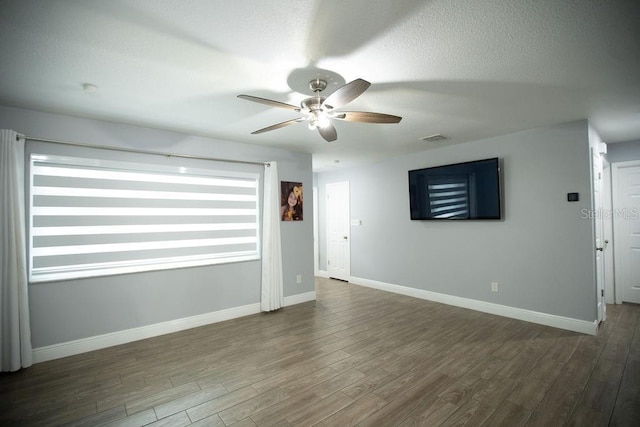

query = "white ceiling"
(1, 0), (639, 171)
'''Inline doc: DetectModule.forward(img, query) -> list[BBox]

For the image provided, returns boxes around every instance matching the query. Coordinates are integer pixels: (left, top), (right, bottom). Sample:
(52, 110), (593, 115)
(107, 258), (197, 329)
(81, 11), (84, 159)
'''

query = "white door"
(613, 161), (640, 304)
(592, 149), (606, 321)
(313, 187), (319, 276)
(326, 181), (350, 281)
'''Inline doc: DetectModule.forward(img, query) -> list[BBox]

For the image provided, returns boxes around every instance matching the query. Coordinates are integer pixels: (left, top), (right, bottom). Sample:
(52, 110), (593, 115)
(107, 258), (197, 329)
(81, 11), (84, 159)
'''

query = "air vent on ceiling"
(420, 134), (448, 143)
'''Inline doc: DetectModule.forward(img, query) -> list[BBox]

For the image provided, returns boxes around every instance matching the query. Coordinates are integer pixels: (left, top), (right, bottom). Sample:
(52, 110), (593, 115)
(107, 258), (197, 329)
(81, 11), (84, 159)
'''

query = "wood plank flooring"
(1, 277), (639, 426)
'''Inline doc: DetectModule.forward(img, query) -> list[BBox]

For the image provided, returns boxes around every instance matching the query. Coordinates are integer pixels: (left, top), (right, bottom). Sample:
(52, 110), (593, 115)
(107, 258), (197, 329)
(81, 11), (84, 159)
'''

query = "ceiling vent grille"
(421, 134), (448, 143)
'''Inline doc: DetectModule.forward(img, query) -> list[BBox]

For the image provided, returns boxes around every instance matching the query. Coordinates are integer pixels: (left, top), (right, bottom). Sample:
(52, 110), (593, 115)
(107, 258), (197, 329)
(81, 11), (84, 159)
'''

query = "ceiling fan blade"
(251, 118), (305, 134)
(318, 123), (337, 142)
(238, 94), (300, 111)
(335, 111), (402, 124)
(323, 78), (371, 109)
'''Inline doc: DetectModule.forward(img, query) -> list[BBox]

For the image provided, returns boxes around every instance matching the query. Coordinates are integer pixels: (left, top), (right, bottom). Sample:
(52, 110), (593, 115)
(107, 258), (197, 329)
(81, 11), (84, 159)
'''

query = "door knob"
(596, 247), (604, 252)
(343, 236), (348, 240)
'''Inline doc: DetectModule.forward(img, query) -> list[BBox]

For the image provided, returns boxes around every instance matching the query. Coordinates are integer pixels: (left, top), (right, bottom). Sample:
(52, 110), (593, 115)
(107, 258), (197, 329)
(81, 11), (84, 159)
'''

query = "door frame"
(592, 148), (606, 322)
(612, 159), (640, 304)
(602, 159), (615, 304)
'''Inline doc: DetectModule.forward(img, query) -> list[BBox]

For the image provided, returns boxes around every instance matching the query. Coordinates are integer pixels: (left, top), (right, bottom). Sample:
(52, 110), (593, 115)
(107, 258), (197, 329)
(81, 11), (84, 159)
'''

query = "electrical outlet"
(296, 274), (302, 284)
(491, 282), (499, 292)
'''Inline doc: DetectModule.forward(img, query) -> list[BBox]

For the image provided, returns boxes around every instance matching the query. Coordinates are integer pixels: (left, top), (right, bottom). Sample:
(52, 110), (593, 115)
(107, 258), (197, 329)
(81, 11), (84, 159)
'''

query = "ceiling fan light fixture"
(307, 110), (330, 130)
(237, 76), (402, 142)
(316, 111), (331, 129)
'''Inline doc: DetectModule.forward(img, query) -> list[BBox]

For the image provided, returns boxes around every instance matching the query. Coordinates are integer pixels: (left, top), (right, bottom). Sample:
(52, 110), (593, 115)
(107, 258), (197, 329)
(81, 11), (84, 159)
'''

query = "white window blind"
(29, 154), (260, 283)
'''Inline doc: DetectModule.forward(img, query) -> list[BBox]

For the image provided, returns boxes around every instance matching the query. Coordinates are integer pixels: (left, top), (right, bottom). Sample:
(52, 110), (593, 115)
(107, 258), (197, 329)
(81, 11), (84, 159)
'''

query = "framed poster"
(280, 181), (303, 221)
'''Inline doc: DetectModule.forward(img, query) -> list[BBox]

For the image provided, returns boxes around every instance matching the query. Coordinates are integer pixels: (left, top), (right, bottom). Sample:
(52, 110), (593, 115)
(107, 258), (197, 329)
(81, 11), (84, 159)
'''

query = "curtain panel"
(0, 129), (32, 372)
(260, 162), (283, 311)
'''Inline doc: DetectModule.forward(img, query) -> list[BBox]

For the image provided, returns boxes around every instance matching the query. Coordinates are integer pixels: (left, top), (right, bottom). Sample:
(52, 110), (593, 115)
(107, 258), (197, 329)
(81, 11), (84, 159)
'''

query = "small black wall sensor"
(567, 192), (579, 202)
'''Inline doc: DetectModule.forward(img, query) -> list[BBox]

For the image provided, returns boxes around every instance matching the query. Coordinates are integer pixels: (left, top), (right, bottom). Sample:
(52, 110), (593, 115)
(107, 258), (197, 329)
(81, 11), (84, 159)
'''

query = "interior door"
(313, 187), (319, 276)
(613, 161), (640, 304)
(592, 149), (606, 321)
(326, 181), (350, 281)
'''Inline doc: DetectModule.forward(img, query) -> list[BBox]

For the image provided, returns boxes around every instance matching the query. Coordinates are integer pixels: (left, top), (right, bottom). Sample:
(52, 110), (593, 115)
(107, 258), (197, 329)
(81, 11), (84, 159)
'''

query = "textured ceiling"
(1, 0), (639, 171)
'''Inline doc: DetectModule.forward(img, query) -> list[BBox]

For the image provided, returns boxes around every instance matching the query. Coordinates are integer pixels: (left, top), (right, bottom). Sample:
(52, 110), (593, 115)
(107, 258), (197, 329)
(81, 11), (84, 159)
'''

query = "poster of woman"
(280, 181), (303, 221)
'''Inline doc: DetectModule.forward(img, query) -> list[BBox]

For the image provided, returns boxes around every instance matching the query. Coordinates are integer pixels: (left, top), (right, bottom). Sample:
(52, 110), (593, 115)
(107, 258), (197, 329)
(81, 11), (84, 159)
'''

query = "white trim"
(313, 187), (319, 276)
(32, 291), (316, 364)
(612, 159), (640, 304)
(602, 159), (615, 305)
(350, 276), (598, 336)
(284, 291), (317, 306)
(317, 270), (330, 278)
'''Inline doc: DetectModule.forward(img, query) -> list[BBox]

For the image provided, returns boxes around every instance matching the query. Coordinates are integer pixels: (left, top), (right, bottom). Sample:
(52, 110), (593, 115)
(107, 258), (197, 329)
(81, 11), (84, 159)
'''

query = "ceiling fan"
(237, 78), (402, 142)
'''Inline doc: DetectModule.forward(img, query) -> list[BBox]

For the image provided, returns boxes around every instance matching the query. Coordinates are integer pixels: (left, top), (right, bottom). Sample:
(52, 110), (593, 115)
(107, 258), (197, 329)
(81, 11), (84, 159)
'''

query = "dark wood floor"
(1, 277), (639, 426)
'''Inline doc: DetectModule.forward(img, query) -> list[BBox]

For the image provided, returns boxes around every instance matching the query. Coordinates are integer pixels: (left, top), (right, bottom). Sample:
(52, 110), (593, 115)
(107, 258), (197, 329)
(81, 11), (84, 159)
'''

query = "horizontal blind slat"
(32, 207), (257, 216)
(33, 164), (257, 187)
(33, 186), (257, 201)
(32, 252), (259, 282)
(32, 223), (257, 236)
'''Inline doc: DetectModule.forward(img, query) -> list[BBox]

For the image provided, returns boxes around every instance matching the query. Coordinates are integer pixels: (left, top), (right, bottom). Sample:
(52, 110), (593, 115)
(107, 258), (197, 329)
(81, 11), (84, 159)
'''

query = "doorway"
(326, 181), (350, 281)
(612, 160), (640, 304)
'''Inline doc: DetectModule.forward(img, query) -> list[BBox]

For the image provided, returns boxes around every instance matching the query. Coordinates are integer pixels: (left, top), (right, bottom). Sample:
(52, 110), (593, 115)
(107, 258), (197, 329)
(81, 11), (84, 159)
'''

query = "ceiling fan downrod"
(309, 78), (327, 94)
(305, 79), (330, 130)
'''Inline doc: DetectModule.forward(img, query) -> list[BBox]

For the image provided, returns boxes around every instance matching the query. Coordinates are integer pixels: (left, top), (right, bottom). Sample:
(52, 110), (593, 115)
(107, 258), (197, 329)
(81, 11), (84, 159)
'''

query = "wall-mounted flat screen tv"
(409, 157), (502, 220)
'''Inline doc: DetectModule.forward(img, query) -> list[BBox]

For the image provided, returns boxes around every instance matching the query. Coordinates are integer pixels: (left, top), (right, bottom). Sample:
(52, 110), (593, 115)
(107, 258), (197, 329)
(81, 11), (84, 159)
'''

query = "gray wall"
(606, 139), (640, 163)
(0, 105), (314, 347)
(317, 120), (597, 322)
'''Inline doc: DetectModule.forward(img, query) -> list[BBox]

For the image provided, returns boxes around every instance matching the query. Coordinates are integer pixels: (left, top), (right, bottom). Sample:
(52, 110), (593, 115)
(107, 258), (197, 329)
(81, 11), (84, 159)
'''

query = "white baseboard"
(316, 270), (329, 278)
(33, 291), (317, 364)
(284, 291), (316, 306)
(349, 276), (598, 336)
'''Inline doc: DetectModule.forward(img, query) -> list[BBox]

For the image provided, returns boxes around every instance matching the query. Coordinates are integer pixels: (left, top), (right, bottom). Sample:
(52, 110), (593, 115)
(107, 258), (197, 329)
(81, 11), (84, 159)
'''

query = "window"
(29, 154), (260, 283)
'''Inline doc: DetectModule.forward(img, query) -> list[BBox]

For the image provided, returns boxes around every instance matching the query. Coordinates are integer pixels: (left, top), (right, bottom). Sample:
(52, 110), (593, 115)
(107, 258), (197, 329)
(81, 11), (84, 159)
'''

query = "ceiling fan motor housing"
(301, 97), (326, 112)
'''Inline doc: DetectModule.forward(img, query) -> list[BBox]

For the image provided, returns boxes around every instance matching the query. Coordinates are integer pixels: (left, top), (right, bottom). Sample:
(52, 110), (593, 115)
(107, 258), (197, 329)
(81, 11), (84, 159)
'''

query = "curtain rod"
(16, 134), (270, 167)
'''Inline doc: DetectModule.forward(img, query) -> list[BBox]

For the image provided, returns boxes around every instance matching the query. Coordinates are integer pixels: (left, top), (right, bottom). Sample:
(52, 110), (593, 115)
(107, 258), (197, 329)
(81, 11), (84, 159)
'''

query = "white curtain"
(0, 129), (32, 372)
(261, 161), (283, 311)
